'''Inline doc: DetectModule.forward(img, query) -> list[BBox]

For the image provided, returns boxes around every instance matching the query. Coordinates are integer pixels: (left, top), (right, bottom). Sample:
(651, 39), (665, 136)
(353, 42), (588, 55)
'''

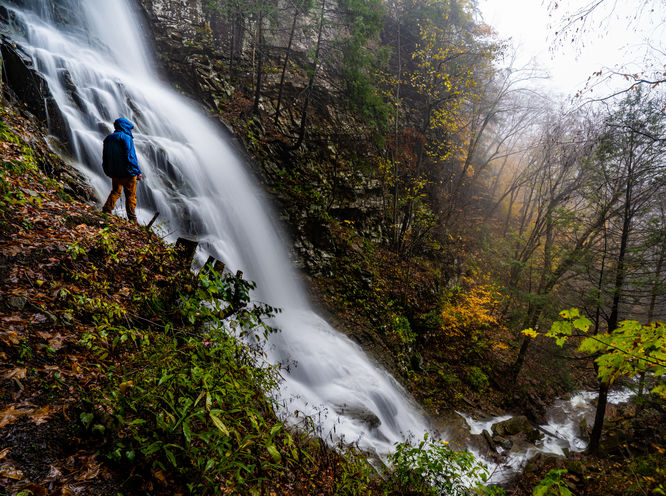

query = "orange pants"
(102, 176), (138, 221)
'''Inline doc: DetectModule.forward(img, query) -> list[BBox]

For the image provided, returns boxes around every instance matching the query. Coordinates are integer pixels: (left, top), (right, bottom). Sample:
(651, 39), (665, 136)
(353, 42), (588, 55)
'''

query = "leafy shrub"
(532, 469), (571, 496)
(87, 269), (296, 493)
(439, 282), (501, 341)
(394, 315), (416, 344)
(466, 366), (489, 392)
(388, 434), (504, 496)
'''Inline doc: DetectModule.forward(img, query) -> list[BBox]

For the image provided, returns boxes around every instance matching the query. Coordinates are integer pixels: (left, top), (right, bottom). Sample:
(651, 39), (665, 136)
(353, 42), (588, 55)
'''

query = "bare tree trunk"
(252, 10), (265, 114)
(589, 139), (635, 455)
(292, 0), (326, 150)
(274, 8), (299, 126)
(647, 228), (665, 321)
(588, 380), (609, 454)
(392, 18), (401, 249)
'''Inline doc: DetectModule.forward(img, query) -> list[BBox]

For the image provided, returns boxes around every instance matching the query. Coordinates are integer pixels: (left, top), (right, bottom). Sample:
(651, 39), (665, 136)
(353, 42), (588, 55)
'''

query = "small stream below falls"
(457, 386), (635, 482)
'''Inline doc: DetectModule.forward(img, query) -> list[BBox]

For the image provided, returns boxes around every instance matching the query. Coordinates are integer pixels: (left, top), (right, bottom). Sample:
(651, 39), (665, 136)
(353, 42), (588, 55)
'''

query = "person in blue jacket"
(101, 117), (143, 222)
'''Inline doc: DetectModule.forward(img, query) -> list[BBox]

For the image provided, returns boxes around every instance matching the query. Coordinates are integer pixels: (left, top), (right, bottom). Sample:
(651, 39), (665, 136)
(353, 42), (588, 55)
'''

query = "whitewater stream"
(0, 0), (637, 485)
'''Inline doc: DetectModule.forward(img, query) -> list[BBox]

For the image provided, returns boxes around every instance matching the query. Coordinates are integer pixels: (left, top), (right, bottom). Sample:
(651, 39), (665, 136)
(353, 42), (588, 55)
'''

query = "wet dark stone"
(336, 405), (381, 430)
(7, 295), (28, 310)
(0, 5), (9, 24)
(1, 41), (48, 121)
(44, 95), (70, 145)
(492, 415), (543, 443)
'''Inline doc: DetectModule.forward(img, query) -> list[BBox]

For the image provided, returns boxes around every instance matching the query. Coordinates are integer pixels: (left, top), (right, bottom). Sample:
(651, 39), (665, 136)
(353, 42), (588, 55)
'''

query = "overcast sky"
(477, 0), (666, 98)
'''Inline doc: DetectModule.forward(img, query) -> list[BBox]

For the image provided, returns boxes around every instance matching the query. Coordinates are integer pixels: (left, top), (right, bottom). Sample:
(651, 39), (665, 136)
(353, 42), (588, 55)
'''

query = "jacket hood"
(113, 117), (134, 136)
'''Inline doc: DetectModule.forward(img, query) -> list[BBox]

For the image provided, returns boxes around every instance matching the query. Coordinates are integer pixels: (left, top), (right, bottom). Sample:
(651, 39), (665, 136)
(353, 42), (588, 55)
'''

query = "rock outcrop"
(491, 415), (543, 444)
(135, 0), (387, 276)
(0, 38), (68, 143)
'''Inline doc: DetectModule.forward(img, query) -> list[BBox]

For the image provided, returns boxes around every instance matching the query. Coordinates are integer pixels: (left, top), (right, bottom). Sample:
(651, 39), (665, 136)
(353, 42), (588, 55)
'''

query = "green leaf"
(266, 443), (282, 464)
(651, 383), (666, 399)
(125, 449), (136, 462)
(578, 337), (606, 354)
(532, 486), (548, 496)
(573, 317), (592, 332)
(164, 447), (177, 467)
(269, 423), (282, 440)
(80, 412), (94, 429)
(158, 373), (173, 386)
(209, 413), (230, 436)
(183, 420), (192, 444)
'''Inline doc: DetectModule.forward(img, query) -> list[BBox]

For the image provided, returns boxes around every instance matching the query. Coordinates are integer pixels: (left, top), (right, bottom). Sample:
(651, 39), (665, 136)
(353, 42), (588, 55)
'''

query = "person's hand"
(137, 174), (143, 181)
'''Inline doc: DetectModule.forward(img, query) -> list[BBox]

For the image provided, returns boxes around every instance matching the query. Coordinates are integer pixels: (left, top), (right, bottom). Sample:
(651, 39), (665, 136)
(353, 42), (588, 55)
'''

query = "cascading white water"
(1, 0), (431, 454)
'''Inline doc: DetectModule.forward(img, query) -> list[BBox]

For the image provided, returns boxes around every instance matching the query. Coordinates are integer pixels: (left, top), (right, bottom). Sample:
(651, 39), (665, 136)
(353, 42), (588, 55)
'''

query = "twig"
(146, 211), (160, 229)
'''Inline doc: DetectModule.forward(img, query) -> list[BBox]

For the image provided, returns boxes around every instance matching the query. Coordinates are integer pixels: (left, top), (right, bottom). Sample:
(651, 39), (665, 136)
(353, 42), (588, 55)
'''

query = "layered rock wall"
(136, 0), (387, 275)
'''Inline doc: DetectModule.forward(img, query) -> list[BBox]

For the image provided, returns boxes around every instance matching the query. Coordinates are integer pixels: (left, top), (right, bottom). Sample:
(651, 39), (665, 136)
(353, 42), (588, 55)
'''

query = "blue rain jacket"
(102, 118), (142, 177)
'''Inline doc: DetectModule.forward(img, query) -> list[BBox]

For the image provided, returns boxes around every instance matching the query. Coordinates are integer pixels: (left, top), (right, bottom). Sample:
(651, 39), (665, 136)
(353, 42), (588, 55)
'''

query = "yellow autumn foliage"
(440, 282), (501, 338)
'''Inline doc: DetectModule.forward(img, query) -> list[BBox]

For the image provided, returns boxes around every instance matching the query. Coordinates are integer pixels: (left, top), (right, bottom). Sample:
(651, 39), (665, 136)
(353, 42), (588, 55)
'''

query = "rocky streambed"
(431, 385), (636, 483)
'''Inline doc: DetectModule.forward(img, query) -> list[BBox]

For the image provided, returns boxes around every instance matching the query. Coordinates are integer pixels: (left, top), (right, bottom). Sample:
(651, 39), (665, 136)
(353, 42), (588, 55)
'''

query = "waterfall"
(1, 0), (431, 454)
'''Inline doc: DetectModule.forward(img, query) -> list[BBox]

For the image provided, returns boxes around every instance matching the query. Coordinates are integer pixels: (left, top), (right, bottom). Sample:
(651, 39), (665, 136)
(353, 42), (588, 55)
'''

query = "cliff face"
(136, 0), (387, 275)
(137, 0), (233, 107)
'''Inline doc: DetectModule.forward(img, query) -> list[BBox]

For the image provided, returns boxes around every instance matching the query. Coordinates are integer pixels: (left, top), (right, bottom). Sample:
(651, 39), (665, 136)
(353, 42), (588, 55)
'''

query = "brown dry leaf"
(48, 334), (66, 351)
(0, 462), (23, 480)
(50, 485), (76, 496)
(37, 330), (54, 340)
(0, 315), (25, 324)
(3, 245), (23, 257)
(77, 461), (101, 481)
(29, 405), (55, 425)
(69, 359), (82, 375)
(152, 468), (168, 483)
(0, 447), (11, 460)
(0, 404), (32, 429)
(46, 464), (63, 481)
(118, 287), (131, 297)
(2, 368), (27, 380)
(0, 330), (20, 346)
(32, 313), (48, 324)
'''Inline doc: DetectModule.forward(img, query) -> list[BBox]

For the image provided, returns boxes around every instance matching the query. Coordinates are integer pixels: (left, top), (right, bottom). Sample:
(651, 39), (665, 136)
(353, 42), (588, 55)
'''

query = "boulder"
(335, 404), (381, 430)
(492, 415), (543, 443)
(7, 295), (28, 311)
(0, 40), (69, 143)
(524, 452), (565, 474)
(1, 41), (49, 121)
(482, 429), (497, 452)
(494, 435), (513, 450)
